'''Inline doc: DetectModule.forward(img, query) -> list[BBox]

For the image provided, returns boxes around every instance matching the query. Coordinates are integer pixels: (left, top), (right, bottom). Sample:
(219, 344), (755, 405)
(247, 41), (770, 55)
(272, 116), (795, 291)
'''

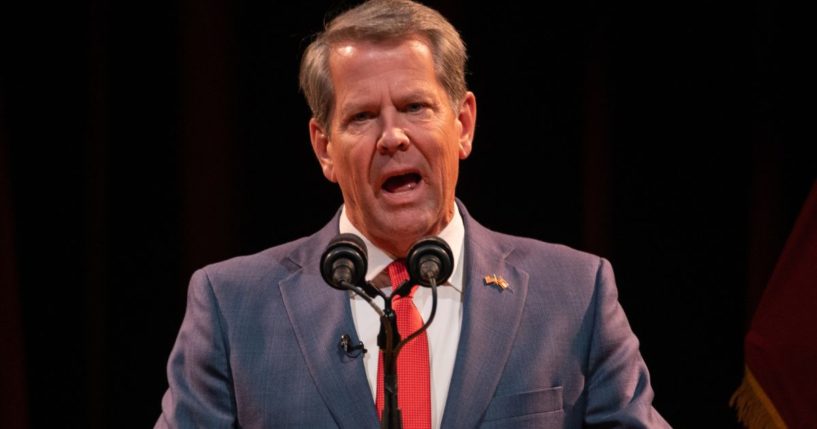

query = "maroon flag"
(732, 180), (817, 428)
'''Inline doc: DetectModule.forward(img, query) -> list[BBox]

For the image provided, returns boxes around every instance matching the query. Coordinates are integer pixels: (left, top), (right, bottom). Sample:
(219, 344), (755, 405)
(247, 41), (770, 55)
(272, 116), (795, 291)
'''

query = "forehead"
(327, 37), (439, 93)
(329, 35), (432, 62)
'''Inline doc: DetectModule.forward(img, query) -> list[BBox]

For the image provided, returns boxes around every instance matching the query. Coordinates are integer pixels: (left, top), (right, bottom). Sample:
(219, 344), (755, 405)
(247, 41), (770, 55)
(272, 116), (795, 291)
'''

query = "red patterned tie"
(375, 260), (432, 429)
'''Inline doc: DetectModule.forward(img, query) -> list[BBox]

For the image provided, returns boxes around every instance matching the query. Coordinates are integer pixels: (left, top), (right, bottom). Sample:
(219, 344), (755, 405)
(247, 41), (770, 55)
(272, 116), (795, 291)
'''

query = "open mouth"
(382, 173), (422, 193)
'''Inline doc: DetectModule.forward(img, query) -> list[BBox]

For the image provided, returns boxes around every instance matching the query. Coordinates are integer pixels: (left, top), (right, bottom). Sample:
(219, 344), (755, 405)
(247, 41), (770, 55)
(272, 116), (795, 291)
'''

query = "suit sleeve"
(155, 269), (237, 429)
(583, 258), (671, 428)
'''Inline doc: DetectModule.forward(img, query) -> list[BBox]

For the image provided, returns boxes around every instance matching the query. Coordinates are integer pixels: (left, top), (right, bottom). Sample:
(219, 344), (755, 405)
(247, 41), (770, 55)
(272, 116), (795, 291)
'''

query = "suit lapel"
(441, 206), (530, 428)
(278, 217), (379, 429)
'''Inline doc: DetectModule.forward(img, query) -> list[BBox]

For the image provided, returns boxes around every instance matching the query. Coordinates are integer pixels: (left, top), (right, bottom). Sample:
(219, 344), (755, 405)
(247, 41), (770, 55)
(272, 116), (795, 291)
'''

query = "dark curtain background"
(1, 0), (814, 427)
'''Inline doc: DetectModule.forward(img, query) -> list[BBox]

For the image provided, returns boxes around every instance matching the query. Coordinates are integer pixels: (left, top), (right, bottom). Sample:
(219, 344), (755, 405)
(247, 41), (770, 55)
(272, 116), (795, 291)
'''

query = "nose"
(376, 111), (409, 154)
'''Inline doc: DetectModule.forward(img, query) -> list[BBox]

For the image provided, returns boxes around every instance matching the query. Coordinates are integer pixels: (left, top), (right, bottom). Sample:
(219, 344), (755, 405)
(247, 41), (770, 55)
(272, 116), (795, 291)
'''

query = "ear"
(456, 91), (477, 159)
(309, 118), (337, 183)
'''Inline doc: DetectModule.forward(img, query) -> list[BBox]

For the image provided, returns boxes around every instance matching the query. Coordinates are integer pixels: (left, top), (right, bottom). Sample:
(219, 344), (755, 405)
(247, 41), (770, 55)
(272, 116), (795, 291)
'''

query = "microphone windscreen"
(406, 236), (454, 286)
(320, 233), (368, 289)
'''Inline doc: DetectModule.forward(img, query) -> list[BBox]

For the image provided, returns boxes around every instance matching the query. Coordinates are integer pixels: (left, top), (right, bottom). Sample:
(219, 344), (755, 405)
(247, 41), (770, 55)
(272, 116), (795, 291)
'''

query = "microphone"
(320, 233), (368, 290)
(406, 236), (454, 287)
(338, 334), (367, 357)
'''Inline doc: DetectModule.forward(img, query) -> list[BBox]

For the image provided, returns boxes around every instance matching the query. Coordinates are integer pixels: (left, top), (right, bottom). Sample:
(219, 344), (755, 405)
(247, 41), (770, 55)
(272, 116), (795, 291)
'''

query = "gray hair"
(299, 0), (468, 129)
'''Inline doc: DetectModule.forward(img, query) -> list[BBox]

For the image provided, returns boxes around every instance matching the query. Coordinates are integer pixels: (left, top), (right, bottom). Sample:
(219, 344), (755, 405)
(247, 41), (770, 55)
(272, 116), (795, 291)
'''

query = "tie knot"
(387, 259), (418, 298)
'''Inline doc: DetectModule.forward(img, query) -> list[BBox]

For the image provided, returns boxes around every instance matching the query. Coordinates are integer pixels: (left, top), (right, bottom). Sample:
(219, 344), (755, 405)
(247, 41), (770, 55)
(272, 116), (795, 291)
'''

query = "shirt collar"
(338, 203), (465, 289)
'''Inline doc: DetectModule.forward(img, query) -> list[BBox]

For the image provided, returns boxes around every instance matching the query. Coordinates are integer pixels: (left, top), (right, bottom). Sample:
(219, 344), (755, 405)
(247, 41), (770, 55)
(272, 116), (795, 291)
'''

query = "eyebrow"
(338, 88), (438, 114)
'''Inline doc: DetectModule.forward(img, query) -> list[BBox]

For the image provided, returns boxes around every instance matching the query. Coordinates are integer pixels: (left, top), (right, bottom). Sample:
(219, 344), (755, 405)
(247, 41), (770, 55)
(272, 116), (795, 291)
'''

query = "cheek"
(433, 149), (460, 188)
(333, 144), (371, 191)
(444, 145), (462, 190)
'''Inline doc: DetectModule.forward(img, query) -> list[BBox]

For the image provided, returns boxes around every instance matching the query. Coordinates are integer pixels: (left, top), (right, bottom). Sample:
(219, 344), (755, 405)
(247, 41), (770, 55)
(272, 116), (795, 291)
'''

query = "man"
(156, 0), (670, 427)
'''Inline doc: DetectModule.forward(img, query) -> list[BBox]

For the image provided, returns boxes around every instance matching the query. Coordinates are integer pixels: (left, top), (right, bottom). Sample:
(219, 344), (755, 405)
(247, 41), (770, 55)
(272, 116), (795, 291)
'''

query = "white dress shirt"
(340, 204), (465, 429)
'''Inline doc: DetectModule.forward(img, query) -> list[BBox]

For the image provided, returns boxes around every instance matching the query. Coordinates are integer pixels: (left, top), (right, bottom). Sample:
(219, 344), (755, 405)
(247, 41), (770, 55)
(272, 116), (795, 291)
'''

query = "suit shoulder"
(463, 210), (608, 286)
(192, 235), (314, 293)
(205, 235), (309, 271)
(488, 231), (613, 309)
(492, 230), (605, 273)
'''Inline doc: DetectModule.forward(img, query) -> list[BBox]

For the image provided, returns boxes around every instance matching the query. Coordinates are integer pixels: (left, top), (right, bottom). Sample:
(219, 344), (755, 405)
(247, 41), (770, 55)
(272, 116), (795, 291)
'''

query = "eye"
(405, 102), (426, 113)
(350, 111), (373, 122)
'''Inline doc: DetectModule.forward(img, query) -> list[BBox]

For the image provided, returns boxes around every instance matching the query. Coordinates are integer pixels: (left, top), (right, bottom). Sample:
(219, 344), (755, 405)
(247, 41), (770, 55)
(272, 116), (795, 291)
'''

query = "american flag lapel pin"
(483, 273), (510, 290)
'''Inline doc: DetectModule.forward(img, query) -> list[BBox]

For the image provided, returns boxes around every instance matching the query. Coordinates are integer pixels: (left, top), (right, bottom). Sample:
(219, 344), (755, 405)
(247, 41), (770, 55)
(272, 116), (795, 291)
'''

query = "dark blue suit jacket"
(156, 203), (669, 428)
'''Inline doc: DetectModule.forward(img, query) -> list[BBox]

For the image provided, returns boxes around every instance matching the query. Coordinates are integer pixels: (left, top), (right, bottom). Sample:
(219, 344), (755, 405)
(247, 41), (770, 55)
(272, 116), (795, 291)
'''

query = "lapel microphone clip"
(339, 334), (367, 357)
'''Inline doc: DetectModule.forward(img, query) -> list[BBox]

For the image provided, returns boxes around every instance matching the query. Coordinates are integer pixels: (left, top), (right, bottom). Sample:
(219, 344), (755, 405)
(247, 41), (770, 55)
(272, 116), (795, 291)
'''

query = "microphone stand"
(341, 277), (439, 429)
(381, 296), (401, 429)
(384, 279), (440, 429)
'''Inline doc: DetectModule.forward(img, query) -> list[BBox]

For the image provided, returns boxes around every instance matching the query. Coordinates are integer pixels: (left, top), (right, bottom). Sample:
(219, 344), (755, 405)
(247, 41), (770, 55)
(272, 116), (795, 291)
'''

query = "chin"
(374, 214), (439, 251)
(394, 214), (441, 237)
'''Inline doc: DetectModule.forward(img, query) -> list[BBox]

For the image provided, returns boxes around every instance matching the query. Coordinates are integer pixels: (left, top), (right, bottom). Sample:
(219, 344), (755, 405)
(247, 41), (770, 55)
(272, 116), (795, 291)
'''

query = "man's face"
(310, 37), (476, 257)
